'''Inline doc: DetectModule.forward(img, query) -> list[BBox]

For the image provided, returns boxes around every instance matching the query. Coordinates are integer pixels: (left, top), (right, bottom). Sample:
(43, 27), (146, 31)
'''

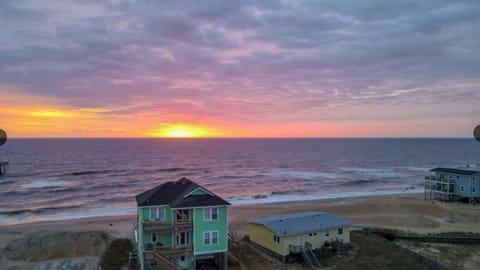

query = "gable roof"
(430, 167), (480, 175)
(135, 177), (230, 207)
(247, 211), (351, 236)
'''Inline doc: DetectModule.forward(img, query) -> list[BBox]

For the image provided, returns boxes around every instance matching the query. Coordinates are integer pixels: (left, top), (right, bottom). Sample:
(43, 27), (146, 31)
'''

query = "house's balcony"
(142, 220), (173, 232)
(154, 244), (193, 256)
(174, 220), (193, 232)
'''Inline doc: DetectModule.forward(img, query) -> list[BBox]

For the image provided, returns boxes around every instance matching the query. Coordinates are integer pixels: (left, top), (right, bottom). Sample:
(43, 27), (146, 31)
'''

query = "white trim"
(203, 231), (219, 246)
(193, 209), (196, 253)
(183, 187), (214, 198)
(141, 205), (169, 208)
(194, 249), (228, 256)
(203, 207), (219, 221)
(171, 205), (227, 210)
(226, 207), (229, 252)
(149, 207), (166, 221)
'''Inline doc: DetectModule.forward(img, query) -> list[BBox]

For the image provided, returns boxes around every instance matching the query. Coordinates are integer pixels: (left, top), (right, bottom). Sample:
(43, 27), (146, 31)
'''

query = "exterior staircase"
(128, 251), (138, 270)
(153, 251), (182, 270)
(302, 242), (320, 267)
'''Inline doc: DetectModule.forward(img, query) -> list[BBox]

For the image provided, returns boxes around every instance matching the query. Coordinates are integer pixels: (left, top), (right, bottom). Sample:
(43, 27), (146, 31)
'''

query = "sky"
(1, 0), (479, 138)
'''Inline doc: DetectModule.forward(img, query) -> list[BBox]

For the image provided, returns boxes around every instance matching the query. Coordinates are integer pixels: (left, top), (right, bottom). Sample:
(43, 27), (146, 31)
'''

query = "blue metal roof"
(247, 211), (352, 236)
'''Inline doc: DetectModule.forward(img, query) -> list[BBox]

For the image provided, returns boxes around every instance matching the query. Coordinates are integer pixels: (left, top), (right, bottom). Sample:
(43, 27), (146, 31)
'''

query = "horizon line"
(5, 136), (475, 139)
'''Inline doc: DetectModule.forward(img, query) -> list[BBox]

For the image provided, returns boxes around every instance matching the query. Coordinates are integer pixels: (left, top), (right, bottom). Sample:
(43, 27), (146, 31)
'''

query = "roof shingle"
(135, 177), (230, 207)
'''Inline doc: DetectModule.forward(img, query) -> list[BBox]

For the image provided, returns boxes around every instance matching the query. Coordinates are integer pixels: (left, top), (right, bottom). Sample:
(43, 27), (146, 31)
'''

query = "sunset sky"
(1, 1), (479, 138)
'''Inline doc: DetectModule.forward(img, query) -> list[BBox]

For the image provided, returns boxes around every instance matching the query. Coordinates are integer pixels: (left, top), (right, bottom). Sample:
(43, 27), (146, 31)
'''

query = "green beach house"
(135, 177), (230, 270)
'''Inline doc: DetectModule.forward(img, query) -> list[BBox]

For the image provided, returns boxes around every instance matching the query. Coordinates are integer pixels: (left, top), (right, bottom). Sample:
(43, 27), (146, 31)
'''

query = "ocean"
(0, 138), (478, 225)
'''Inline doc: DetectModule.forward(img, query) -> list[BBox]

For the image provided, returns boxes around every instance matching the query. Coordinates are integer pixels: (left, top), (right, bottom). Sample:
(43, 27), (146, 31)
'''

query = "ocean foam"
(342, 168), (405, 178)
(264, 171), (339, 179)
(22, 180), (68, 189)
(0, 206), (138, 226)
(228, 189), (423, 205)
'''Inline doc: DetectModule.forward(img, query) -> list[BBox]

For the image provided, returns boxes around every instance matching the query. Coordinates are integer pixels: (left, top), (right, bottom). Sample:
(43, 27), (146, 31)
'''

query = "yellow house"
(247, 211), (351, 264)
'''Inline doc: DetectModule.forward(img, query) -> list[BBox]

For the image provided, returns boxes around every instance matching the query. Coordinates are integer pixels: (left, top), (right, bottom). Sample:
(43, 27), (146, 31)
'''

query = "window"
(204, 231), (218, 245)
(180, 256), (185, 262)
(204, 232), (210, 245)
(457, 176), (460, 179)
(273, 235), (280, 243)
(325, 230), (330, 237)
(308, 232), (317, 237)
(461, 185), (465, 192)
(473, 177), (476, 181)
(212, 231), (218, 244)
(152, 233), (157, 242)
(338, 228), (344, 235)
(473, 187), (476, 193)
(150, 207), (165, 221)
(203, 207), (218, 221)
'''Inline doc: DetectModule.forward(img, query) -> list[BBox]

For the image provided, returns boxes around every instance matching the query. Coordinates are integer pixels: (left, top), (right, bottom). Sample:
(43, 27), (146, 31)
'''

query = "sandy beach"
(1, 194), (480, 269)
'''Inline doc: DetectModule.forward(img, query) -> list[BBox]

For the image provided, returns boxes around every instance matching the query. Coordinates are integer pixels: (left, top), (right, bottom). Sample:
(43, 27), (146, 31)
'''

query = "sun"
(150, 125), (214, 138)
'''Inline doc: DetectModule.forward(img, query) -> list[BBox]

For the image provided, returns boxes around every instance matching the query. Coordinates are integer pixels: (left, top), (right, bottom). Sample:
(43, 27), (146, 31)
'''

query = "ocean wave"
(66, 169), (114, 176)
(22, 180), (68, 189)
(95, 196), (133, 204)
(397, 166), (430, 172)
(271, 189), (310, 195)
(0, 179), (14, 185)
(155, 167), (185, 172)
(0, 205), (81, 216)
(264, 171), (339, 179)
(0, 206), (138, 226)
(348, 179), (381, 185)
(222, 174), (263, 179)
(342, 168), (403, 178)
(0, 209), (43, 216)
(228, 188), (424, 205)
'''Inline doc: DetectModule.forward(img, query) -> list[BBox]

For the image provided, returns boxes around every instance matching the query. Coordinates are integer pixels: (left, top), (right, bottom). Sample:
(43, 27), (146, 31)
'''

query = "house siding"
(143, 232), (172, 248)
(193, 206), (228, 254)
(432, 172), (480, 197)
(190, 188), (210, 196)
(249, 223), (350, 257)
(248, 223), (283, 255)
(281, 227), (350, 255)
